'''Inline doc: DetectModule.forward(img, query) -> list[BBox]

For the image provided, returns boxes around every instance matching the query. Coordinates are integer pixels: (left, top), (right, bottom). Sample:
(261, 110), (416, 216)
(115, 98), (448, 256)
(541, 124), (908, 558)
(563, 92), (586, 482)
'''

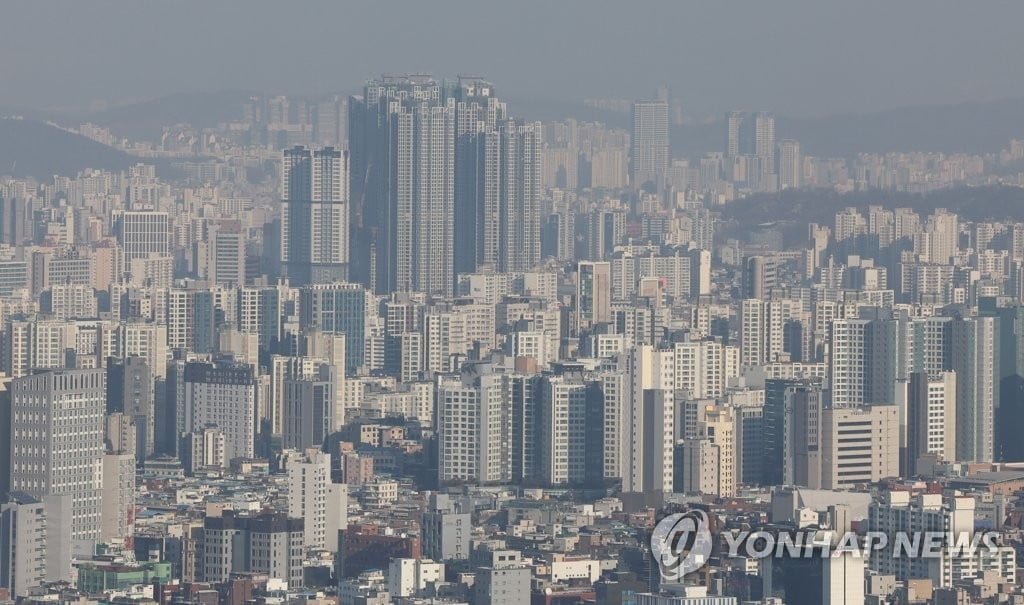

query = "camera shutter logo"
(650, 510), (713, 580)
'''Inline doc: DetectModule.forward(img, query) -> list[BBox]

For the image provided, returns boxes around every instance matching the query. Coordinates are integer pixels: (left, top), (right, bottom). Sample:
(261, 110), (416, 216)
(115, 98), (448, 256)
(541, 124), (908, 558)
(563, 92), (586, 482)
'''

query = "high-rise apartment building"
(493, 119), (542, 272)
(349, 76), (455, 296)
(453, 79), (542, 274)
(952, 316), (998, 462)
(437, 369), (511, 484)
(906, 371), (957, 475)
(778, 139), (802, 189)
(237, 286), (282, 351)
(620, 346), (675, 495)
(281, 146), (350, 285)
(630, 100), (670, 189)
(536, 374), (591, 485)
(166, 289), (216, 355)
(724, 110), (776, 189)
(752, 112), (776, 168)
(740, 298), (803, 368)
(725, 111), (745, 158)
(351, 76), (541, 293)
(828, 312), (900, 407)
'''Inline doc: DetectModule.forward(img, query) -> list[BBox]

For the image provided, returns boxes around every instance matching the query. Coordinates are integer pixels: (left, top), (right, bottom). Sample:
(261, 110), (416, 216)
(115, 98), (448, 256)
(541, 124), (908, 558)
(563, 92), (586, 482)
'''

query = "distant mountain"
(81, 90), (258, 141)
(0, 118), (138, 180)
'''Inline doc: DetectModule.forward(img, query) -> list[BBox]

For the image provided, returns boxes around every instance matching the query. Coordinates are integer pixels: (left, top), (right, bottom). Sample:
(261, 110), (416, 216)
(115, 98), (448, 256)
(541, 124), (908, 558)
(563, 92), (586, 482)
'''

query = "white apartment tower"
(630, 100), (670, 188)
(437, 369), (511, 484)
(906, 371), (957, 474)
(778, 139), (802, 189)
(621, 345), (675, 494)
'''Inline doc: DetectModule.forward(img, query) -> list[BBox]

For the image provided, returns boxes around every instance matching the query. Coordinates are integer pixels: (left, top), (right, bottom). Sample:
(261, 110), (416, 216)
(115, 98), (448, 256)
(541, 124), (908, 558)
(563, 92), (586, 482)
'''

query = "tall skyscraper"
(281, 145), (350, 285)
(351, 76), (542, 294)
(778, 139), (802, 189)
(8, 369), (106, 543)
(620, 346), (675, 495)
(349, 76), (455, 296)
(454, 78), (505, 276)
(453, 79), (543, 274)
(952, 315), (999, 462)
(906, 371), (956, 475)
(725, 111), (745, 158)
(630, 99), (669, 189)
(494, 119), (542, 271)
(725, 110), (777, 189)
(752, 111), (776, 165)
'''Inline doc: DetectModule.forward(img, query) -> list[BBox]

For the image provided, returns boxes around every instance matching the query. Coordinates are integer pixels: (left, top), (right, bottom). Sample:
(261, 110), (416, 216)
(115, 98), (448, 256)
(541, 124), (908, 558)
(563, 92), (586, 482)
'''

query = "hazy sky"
(3, 0), (1023, 118)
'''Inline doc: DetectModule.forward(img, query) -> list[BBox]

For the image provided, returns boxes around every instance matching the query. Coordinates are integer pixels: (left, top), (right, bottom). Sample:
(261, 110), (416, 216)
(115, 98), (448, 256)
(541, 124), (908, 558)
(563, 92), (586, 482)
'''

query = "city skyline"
(4, 6), (1024, 605)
